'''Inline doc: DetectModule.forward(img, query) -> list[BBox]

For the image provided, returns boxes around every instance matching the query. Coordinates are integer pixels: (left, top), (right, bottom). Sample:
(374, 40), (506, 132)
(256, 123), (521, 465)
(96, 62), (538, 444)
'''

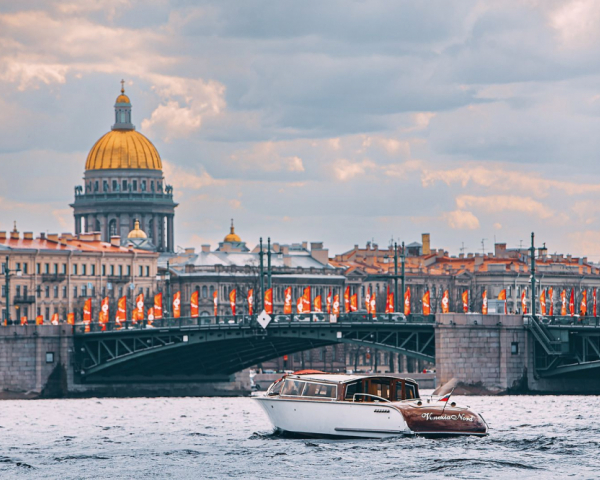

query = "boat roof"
(287, 373), (418, 385)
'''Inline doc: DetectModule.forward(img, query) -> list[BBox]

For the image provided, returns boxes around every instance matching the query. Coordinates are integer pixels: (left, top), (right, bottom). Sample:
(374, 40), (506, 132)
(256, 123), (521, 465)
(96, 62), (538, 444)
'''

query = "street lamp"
(4, 255), (22, 325)
(156, 260), (171, 319)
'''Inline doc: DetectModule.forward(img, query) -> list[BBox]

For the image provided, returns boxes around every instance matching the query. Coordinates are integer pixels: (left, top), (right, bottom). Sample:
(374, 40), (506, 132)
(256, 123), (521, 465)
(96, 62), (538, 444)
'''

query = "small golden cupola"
(127, 220), (148, 239)
(224, 219), (241, 243)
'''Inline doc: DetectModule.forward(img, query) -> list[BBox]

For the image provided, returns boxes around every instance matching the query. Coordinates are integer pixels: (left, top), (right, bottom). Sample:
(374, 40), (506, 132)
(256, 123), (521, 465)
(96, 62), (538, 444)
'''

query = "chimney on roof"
(467, 253), (474, 258)
(0, 232), (6, 241)
(201, 244), (210, 253)
(272, 242), (280, 253)
(78, 232), (94, 242)
(110, 235), (121, 247)
(281, 245), (289, 255)
(61, 233), (74, 240)
(47, 233), (59, 242)
(567, 254), (572, 261)
(422, 233), (430, 255)
(185, 247), (195, 255)
(302, 241), (308, 250)
(310, 242), (329, 265)
(93, 232), (101, 241)
(459, 253), (464, 259)
(40, 232), (46, 240)
(23, 232), (33, 240)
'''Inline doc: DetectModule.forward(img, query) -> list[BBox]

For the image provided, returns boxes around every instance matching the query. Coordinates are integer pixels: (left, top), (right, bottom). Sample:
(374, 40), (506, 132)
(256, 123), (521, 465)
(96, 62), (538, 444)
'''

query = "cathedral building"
(71, 82), (177, 252)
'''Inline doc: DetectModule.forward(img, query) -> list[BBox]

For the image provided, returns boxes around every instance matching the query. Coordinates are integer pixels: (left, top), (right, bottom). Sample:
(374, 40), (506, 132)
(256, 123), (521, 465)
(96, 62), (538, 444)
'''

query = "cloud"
(162, 161), (222, 190)
(455, 194), (553, 218)
(332, 159), (377, 181)
(442, 210), (480, 230)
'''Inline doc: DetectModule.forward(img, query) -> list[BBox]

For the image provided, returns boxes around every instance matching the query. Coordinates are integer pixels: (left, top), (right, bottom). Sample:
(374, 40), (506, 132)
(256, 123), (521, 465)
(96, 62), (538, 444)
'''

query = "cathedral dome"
(85, 130), (162, 170)
(224, 219), (241, 243)
(128, 220), (148, 239)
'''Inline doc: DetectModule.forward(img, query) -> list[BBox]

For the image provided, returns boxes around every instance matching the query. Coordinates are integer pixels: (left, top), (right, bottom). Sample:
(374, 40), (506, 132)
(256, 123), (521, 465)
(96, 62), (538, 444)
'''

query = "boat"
(254, 371), (488, 438)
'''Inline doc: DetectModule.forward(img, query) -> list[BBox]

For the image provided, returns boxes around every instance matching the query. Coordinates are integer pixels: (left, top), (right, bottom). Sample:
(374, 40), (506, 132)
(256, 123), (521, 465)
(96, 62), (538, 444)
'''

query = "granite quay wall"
(0, 326), (251, 398)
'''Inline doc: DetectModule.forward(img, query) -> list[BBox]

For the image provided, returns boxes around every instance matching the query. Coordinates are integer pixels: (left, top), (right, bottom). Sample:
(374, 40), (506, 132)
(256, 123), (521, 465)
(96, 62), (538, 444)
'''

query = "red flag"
(116, 296), (127, 325)
(51, 313), (59, 325)
(99, 297), (109, 328)
(482, 290), (488, 315)
(560, 290), (567, 316)
(385, 286), (393, 314)
(191, 290), (199, 318)
(404, 288), (411, 315)
(302, 287), (311, 312)
(333, 294), (340, 315)
(422, 291), (431, 315)
(521, 290), (527, 314)
(83, 298), (92, 332)
(147, 307), (155, 326)
(213, 290), (218, 316)
(548, 288), (554, 316)
(283, 287), (292, 314)
(229, 289), (237, 315)
(154, 293), (163, 319)
(326, 290), (332, 314)
(365, 287), (371, 312)
(344, 286), (350, 313)
(67, 313), (75, 325)
(296, 296), (304, 314)
(370, 291), (376, 315)
(540, 289), (547, 316)
(441, 290), (449, 314)
(173, 291), (181, 318)
(498, 289), (508, 314)
(36, 315), (44, 325)
(569, 288), (575, 316)
(247, 289), (254, 315)
(462, 290), (469, 313)
(264, 288), (273, 314)
(580, 290), (587, 317)
(134, 293), (144, 322)
(314, 295), (323, 313)
(20, 316), (28, 326)
(350, 293), (358, 312)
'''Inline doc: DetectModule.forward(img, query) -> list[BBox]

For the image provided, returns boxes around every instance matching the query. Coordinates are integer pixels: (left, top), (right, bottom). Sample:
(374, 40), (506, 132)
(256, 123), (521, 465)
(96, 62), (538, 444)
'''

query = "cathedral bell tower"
(70, 82), (178, 252)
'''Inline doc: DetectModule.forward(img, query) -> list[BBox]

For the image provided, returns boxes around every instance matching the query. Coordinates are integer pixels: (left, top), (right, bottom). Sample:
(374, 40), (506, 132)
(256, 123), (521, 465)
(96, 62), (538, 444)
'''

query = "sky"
(2, 0), (600, 258)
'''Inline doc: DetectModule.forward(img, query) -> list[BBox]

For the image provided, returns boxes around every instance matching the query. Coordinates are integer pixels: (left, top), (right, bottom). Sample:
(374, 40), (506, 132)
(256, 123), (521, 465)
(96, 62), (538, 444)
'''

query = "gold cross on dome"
(120, 79), (125, 93)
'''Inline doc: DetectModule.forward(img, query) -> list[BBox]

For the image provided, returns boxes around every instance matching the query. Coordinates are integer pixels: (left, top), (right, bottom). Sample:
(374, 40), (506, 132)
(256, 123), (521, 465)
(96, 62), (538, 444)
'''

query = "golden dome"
(128, 220), (147, 239)
(224, 219), (241, 243)
(116, 93), (130, 103)
(85, 129), (162, 170)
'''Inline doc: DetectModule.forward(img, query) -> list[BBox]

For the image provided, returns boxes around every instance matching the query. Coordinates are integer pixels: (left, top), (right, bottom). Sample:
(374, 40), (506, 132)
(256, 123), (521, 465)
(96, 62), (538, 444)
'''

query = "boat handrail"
(352, 393), (391, 403)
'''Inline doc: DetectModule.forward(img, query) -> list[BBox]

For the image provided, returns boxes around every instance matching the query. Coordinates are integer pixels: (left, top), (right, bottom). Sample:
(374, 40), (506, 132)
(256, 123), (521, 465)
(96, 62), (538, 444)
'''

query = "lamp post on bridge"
(530, 232), (536, 317)
(3, 255), (22, 325)
(156, 260), (171, 319)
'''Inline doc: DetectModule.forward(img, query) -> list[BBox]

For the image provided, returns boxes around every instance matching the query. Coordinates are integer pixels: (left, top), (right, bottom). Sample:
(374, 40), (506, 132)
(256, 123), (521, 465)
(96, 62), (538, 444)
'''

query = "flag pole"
(441, 387), (455, 414)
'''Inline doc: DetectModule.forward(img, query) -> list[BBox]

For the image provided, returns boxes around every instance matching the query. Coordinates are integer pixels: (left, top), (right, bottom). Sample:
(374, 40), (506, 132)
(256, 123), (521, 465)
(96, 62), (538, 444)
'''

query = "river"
(0, 394), (598, 479)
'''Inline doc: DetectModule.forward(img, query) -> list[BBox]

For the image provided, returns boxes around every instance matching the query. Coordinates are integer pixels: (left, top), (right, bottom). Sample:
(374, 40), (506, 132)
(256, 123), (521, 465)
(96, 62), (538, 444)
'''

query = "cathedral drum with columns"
(71, 82), (177, 252)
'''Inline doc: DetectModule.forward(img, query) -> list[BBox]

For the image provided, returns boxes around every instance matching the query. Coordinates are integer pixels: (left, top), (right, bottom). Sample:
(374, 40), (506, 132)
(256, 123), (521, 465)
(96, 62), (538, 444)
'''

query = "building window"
(202, 286), (208, 299)
(1, 286), (5, 298)
(45, 307), (50, 319)
(36, 286), (41, 298)
(82, 264), (87, 276)
(72, 264), (78, 275)
(91, 286), (96, 297)
(102, 265), (106, 276)
(81, 286), (87, 297)
(91, 264), (96, 276)
(62, 286), (67, 298)
(119, 265), (123, 276)
(36, 263), (41, 274)
(15, 285), (21, 297)
(122, 179), (128, 191)
(139, 266), (143, 277)
(112, 180), (118, 191)
(62, 264), (67, 274)
(127, 265), (131, 277)
(46, 352), (55, 364)
(45, 286), (50, 298)
(133, 180), (137, 191)
(110, 265), (115, 276)
(15, 262), (21, 271)
(53, 263), (58, 274)
(511, 342), (519, 355)
(145, 266), (150, 277)
(44, 263), (50, 274)
(53, 286), (58, 298)
(73, 286), (77, 298)
(22, 263), (28, 274)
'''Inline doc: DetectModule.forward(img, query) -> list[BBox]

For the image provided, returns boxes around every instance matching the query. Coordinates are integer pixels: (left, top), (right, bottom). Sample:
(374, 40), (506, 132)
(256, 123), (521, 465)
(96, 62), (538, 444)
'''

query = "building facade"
(71, 83), (177, 252)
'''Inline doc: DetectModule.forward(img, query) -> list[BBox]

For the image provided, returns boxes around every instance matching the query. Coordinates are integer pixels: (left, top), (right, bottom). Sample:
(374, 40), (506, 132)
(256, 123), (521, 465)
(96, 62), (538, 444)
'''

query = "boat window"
(368, 379), (391, 401)
(345, 381), (361, 400)
(302, 382), (337, 399)
(280, 379), (306, 396)
(396, 382), (417, 400)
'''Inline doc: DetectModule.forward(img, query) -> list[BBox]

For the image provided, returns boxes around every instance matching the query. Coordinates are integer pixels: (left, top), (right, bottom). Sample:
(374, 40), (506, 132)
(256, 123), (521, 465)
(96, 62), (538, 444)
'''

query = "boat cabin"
(273, 374), (420, 402)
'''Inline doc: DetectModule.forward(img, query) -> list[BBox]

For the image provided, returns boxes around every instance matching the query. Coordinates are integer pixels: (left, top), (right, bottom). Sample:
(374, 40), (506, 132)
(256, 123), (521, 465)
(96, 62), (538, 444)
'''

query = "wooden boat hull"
(398, 404), (488, 436)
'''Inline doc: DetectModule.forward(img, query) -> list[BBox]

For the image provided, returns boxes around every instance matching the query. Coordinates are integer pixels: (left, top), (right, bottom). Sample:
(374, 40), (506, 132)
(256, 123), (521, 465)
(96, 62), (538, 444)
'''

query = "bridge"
(73, 313), (435, 383)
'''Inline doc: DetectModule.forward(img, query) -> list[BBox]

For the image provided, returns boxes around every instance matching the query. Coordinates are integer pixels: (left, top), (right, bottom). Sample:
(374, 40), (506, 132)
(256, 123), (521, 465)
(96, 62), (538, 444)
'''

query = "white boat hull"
(255, 397), (412, 438)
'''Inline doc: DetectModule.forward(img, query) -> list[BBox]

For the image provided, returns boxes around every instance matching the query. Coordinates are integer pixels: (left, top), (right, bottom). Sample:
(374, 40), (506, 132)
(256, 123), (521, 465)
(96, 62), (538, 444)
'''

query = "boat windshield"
(280, 379), (337, 399)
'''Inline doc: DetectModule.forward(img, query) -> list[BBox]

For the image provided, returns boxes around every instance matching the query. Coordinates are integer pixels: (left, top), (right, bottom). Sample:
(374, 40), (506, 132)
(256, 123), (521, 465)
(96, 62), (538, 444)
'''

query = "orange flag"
(365, 288), (371, 312)
(498, 289), (507, 314)
(482, 290), (488, 315)
(370, 291), (376, 315)
(147, 307), (155, 326)
(540, 289), (547, 316)
(173, 291), (181, 318)
(326, 290), (332, 314)
(548, 288), (554, 316)
(264, 288), (273, 314)
(116, 296), (127, 324)
(344, 286), (350, 313)
(314, 295), (322, 313)
(422, 291), (431, 315)
(283, 287), (292, 314)
(580, 290), (587, 317)
(350, 293), (358, 312)
(404, 288), (411, 315)
(67, 313), (75, 325)
(521, 290), (527, 314)
(36, 315), (44, 325)
(134, 293), (144, 322)
(296, 296), (304, 314)
(333, 294), (340, 315)
(213, 290), (218, 316)
(560, 290), (567, 315)
(302, 287), (311, 312)
(569, 288), (575, 316)
(99, 297), (109, 325)
(462, 290), (469, 313)
(191, 290), (199, 318)
(441, 290), (449, 314)
(247, 289), (254, 315)
(154, 293), (163, 319)
(51, 313), (59, 325)
(20, 316), (28, 326)
(229, 289), (236, 315)
(83, 298), (92, 323)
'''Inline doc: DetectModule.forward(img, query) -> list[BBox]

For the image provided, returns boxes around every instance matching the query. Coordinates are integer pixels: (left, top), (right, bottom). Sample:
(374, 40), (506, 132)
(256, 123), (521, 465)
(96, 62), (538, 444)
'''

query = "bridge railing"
(536, 315), (600, 327)
(73, 312), (436, 334)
